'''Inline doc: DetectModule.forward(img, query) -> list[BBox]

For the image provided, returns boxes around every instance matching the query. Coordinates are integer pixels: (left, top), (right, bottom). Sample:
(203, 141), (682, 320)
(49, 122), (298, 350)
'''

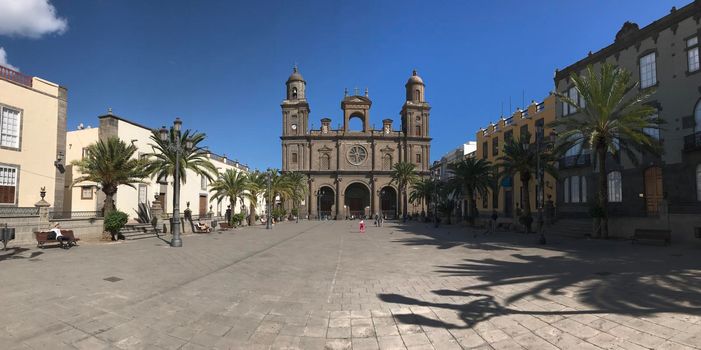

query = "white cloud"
(0, 0), (67, 38)
(0, 47), (19, 71)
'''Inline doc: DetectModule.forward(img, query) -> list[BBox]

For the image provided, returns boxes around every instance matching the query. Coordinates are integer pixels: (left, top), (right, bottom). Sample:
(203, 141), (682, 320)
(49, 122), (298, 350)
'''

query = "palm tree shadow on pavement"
(378, 223), (701, 329)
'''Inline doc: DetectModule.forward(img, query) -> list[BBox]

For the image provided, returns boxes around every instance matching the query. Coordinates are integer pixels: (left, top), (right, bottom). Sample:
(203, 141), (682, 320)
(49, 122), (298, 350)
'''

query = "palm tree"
(389, 162), (419, 219)
(209, 169), (251, 225)
(146, 128), (217, 188)
(409, 178), (433, 214)
(447, 157), (493, 225)
(551, 63), (661, 238)
(245, 171), (266, 225)
(497, 133), (559, 232)
(71, 137), (150, 215)
(263, 169), (293, 220)
(284, 171), (308, 222)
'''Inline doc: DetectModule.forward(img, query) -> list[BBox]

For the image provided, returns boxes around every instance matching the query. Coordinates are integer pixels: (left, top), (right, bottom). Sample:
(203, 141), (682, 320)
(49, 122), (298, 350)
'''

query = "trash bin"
(1, 227), (16, 250)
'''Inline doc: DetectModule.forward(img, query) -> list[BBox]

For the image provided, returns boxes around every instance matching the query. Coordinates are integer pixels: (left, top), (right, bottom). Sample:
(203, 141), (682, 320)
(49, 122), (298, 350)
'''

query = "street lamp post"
(159, 118), (193, 248)
(316, 189), (323, 220)
(266, 171), (272, 229)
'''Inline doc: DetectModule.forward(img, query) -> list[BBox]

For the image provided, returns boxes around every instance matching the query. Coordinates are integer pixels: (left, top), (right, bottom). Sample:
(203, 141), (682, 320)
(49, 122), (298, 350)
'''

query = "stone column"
(308, 179), (316, 219)
(35, 195), (51, 232)
(335, 177), (342, 220)
(371, 178), (378, 216)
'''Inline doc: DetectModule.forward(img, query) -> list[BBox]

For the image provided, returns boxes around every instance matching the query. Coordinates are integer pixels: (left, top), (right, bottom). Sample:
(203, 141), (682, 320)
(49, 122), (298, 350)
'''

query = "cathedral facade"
(280, 67), (432, 219)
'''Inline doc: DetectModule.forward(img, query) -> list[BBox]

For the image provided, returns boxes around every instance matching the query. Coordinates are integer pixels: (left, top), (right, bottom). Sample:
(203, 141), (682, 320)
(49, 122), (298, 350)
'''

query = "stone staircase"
(547, 219), (592, 238)
(119, 223), (160, 240)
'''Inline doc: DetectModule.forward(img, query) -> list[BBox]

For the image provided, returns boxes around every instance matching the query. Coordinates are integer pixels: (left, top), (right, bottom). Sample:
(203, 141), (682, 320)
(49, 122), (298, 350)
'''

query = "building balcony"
(683, 131), (701, 151)
(0, 64), (32, 88)
(559, 154), (591, 168)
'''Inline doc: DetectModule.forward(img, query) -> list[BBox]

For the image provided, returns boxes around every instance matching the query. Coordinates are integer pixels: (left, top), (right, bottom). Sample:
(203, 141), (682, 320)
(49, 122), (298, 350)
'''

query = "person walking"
(359, 220), (366, 233)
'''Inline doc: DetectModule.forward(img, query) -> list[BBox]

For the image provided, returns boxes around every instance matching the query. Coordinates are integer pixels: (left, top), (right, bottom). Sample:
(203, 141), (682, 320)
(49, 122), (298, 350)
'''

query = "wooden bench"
(632, 228), (671, 245)
(219, 222), (232, 231)
(35, 230), (80, 249)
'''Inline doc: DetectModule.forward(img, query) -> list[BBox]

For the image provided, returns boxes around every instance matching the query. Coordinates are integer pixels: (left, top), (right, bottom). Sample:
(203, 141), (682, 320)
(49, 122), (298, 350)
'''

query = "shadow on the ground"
(378, 221), (701, 328)
(0, 247), (43, 261)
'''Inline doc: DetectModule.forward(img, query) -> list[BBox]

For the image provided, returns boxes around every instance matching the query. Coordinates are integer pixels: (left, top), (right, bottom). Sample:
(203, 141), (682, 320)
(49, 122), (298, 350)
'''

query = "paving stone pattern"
(0, 220), (700, 349)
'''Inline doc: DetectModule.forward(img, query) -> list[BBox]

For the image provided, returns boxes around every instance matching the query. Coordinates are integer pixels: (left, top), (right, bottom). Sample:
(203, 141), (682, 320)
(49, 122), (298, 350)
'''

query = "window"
(291, 152), (298, 164)
(200, 176), (208, 190)
(82, 148), (90, 159)
(415, 89), (421, 101)
(482, 142), (488, 159)
(416, 153), (421, 163)
(383, 154), (392, 170)
(687, 37), (699, 72)
(571, 176), (580, 203)
(492, 189), (499, 209)
(640, 52), (657, 88)
(697, 164), (701, 201)
(568, 87), (579, 114)
(0, 165), (17, 204)
(138, 184), (148, 204)
(520, 125), (529, 142)
(607, 171), (622, 202)
(492, 137), (499, 156)
(643, 113), (660, 140)
(320, 154), (330, 170)
(1, 106), (21, 149)
(696, 100), (701, 133)
(564, 178), (570, 203)
(415, 125), (421, 136)
(565, 133), (582, 157)
(81, 186), (93, 200)
(482, 194), (488, 209)
(504, 130), (513, 143)
(535, 119), (544, 142)
(581, 176), (587, 203)
(292, 87), (298, 99)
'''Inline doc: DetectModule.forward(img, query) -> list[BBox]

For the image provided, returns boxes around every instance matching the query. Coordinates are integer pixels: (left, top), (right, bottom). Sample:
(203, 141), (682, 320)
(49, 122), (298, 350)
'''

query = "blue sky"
(0, 0), (689, 170)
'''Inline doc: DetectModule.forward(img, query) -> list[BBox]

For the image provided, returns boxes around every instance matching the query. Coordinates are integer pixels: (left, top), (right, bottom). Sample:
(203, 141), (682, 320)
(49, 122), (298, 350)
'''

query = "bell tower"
(401, 70), (430, 138)
(282, 65), (310, 136)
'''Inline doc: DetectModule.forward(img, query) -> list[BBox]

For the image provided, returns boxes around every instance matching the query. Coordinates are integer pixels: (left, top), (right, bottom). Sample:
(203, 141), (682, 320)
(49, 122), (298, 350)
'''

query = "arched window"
(696, 164), (701, 201)
(320, 154), (330, 170)
(564, 178), (570, 203)
(415, 89), (421, 101)
(695, 100), (701, 133)
(571, 176), (580, 203)
(607, 171), (622, 202)
(383, 154), (393, 170)
(292, 87), (298, 99)
(415, 125), (422, 136)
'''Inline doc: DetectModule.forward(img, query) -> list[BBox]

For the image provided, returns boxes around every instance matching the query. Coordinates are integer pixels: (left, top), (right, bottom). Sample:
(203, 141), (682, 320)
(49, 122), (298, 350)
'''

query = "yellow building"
(0, 64), (67, 210)
(65, 112), (256, 220)
(475, 94), (556, 218)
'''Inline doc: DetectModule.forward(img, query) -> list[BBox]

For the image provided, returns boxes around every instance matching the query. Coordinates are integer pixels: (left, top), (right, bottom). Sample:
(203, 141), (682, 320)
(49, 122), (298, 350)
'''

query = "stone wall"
(1, 215), (104, 246)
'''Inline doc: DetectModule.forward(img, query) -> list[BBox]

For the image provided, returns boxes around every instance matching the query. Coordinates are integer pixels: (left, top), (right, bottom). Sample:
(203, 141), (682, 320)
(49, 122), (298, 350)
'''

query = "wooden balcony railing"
(0, 64), (32, 88)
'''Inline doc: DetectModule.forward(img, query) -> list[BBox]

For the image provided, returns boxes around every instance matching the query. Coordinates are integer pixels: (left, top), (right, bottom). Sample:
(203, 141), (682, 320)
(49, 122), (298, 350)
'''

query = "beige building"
(65, 112), (254, 220)
(0, 64), (67, 210)
(280, 67), (432, 219)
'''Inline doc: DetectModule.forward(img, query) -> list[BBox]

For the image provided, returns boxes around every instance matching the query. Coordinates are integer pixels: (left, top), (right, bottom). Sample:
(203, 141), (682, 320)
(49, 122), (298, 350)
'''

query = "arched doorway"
(379, 186), (397, 219)
(317, 186), (335, 220)
(344, 183), (370, 219)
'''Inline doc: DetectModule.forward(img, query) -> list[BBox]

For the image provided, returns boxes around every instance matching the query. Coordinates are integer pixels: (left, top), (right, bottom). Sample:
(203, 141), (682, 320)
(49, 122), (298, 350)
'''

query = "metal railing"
(0, 207), (39, 217)
(559, 154), (591, 168)
(0, 65), (32, 87)
(684, 131), (701, 150)
(49, 211), (103, 220)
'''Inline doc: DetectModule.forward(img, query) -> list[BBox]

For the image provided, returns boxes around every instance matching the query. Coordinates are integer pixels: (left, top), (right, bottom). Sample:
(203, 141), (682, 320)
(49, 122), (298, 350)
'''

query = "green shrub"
(291, 208), (299, 217)
(272, 207), (287, 221)
(104, 210), (128, 241)
(231, 213), (245, 226)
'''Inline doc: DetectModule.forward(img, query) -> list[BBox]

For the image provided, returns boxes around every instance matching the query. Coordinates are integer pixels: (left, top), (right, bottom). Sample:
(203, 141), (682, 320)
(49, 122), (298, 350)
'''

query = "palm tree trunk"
(102, 187), (117, 240)
(466, 188), (475, 225)
(521, 175), (532, 233)
(597, 147), (609, 238)
(249, 202), (257, 226)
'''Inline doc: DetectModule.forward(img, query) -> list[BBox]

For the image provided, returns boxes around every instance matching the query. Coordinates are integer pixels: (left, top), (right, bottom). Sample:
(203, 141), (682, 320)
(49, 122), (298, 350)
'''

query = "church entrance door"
(344, 183), (370, 219)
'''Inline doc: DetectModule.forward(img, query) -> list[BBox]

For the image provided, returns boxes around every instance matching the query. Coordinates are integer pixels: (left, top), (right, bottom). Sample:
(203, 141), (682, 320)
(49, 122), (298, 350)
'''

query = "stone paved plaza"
(1, 220), (700, 350)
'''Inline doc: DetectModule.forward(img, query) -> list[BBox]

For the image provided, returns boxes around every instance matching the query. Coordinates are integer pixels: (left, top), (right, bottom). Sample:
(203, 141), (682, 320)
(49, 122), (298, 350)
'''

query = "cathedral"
(280, 67), (432, 219)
